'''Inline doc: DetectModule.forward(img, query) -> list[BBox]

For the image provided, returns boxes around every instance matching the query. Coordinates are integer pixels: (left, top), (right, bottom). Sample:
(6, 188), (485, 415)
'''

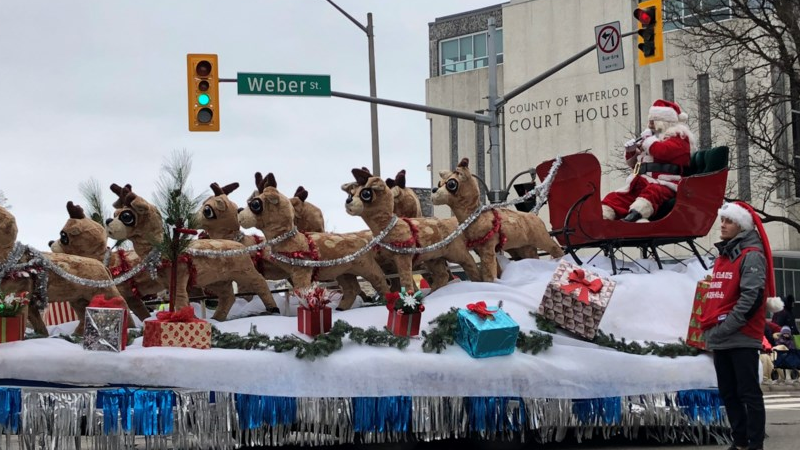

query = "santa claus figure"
(602, 99), (697, 222)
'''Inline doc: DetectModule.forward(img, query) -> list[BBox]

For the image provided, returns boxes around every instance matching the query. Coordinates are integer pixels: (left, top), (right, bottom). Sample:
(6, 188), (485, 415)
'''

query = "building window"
(663, 0), (732, 32)
(440, 29), (503, 75)
(662, 79), (674, 102)
(697, 74), (712, 149)
(734, 68), (751, 201)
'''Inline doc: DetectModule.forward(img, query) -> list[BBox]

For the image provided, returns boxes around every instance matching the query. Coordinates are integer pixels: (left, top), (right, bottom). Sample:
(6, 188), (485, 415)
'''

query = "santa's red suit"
(602, 99), (696, 221)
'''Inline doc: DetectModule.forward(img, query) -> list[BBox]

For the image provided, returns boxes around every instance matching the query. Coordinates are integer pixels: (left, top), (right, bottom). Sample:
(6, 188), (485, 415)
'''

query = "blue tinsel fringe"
(0, 387), (21, 433)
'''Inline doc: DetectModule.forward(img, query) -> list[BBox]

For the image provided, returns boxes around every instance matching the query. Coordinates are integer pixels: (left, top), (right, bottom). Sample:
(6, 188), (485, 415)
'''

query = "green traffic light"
(198, 93), (210, 106)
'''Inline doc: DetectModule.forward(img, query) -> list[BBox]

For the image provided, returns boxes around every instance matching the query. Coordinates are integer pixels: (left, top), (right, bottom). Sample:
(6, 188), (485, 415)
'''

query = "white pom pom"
(678, 112), (688, 122)
(766, 296), (784, 314)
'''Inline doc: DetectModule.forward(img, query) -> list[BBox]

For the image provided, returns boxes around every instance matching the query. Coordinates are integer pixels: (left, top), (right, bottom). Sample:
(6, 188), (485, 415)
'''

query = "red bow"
(562, 269), (603, 305)
(467, 301), (496, 320)
(88, 294), (127, 309)
(156, 305), (202, 323)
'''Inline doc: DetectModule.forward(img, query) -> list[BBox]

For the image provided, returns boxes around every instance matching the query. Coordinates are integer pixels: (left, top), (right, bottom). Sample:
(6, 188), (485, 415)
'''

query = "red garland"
(275, 232), (321, 281)
(466, 209), (507, 252)
(108, 249), (142, 299)
(387, 218), (422, 262)
(250, 235), (268, 274)
(159, 254), (198, 289)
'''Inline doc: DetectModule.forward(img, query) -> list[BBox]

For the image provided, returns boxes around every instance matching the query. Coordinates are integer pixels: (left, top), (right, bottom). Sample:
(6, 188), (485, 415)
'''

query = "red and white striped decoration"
(43, 302), (79, 326)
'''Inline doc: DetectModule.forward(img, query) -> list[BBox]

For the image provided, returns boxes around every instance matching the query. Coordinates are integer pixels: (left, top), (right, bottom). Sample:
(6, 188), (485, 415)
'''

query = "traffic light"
(187, 54), (220, 132)
(513, 182), (536, 213)
(633, 0), (663, 66)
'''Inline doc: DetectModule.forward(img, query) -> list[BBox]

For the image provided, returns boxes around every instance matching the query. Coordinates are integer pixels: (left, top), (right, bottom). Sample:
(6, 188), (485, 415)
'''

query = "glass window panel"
(703, 0), (729, 11)
(495, 29), (504, 54)
(786, 258), (800, 270)
(475, 57), (488, 68)
(497, 54), (504, 65)
(774, 257), (784, 269)
(794, 272), (800, 299)
(441, 39), (459, 66)
(776, 270), (785, 296)
(459, 36), (473, 61)
(475, 32), (487, 58)
(442, 64), (456, 75)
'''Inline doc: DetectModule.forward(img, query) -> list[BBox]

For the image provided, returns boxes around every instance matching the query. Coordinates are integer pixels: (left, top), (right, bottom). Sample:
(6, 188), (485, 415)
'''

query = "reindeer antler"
(66, 201), (86, 219)
(222, 182), (239, 195)
(352, 168), (372, 186)
(210, 182), (224, 196)
(385, 178), (396, 188)
(265, 173), (277, 188)
(110, 183), (133, 208)
(294, 186), (308, 202)
(458, 158), (470, 169)
(395, 169), (407, 189)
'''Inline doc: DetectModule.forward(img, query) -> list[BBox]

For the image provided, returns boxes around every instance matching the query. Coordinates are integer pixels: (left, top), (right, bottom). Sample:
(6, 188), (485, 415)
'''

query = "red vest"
(700, 247), (766, 340)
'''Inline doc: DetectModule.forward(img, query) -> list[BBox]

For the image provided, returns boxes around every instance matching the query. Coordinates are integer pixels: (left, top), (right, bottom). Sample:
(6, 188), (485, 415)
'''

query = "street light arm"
(325, 0), (368, 34)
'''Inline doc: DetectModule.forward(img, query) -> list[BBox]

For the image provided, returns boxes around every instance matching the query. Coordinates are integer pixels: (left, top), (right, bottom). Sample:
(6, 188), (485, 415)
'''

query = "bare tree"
(666, 0), (800, 232)
(0, 191), (9, 209)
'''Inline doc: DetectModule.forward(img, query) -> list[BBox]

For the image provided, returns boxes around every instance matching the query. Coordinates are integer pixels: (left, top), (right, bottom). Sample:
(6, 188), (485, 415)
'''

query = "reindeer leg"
(27, 306), (48, 336)
(478, 246), (499, 282)
(394, 255), (417, 293)
(208, 282), (236, 321)
(125, 296), (151, 322)
(334, 275), (360, 310)
(447, 248), (482, 283)
(236, 269), (280, 314)
(423, 259), (450, 291)
(70, 298), (90, 336)
(290, 269), (314, 290)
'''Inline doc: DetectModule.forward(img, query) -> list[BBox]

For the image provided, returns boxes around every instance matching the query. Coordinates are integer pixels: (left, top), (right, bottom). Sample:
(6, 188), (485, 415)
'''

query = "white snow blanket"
(0, 257), (718, 399)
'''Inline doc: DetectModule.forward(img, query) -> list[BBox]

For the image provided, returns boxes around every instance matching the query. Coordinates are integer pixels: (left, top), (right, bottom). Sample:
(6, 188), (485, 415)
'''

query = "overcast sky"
(1, 0), (497, 249)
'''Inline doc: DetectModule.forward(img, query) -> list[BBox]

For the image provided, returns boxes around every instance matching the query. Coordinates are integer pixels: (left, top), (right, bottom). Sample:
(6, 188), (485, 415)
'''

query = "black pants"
(713, 348), (765, 448)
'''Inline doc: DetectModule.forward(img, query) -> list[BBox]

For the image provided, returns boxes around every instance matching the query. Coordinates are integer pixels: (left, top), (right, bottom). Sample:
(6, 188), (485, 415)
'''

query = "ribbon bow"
(88, 294), (127, 309)
(562, 268), (604, 305)
(155, 305), (202, 323)
(467, 301), (496, 320)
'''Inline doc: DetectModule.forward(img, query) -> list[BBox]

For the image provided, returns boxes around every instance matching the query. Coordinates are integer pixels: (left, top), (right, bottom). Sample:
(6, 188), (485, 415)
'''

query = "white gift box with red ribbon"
(43, 302), (79, 326)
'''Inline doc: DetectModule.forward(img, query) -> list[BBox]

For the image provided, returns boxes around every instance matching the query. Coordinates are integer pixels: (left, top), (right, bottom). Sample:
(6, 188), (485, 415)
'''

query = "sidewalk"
(761, 379), (800, 392)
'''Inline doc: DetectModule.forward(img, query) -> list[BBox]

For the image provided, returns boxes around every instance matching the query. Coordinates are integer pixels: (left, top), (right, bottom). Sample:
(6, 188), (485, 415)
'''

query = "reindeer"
(431, 158), (564, 282)
(291, 186), (325, 232)
(238, 172), (390, 309)
(343, 167), (481, 294)
(105, 185), (280, 321)
(0, 205), (125, 336)
(385, 169), (422, 218)
(49, 201), (154, 321)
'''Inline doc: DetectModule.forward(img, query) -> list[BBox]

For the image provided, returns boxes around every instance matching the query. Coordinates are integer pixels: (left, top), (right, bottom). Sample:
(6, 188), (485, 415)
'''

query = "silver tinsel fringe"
(0, 385), (732, 449)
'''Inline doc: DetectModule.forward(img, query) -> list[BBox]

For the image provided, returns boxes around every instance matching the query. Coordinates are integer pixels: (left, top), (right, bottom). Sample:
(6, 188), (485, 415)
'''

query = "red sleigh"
(535, 147), (729, 274)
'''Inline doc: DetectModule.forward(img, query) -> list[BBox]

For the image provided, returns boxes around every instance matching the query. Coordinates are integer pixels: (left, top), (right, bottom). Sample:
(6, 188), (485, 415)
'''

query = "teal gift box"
(455, 303), (519, 358)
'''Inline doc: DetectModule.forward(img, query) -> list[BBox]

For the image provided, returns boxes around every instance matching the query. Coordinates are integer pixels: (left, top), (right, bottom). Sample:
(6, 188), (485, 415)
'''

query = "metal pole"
(331, 90), (491, 123)
(486, 18), (503, 203)
(367, 13), (381, 176)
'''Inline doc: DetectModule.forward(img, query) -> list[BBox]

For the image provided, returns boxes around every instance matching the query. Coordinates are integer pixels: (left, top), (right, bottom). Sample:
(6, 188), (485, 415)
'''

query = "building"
(425, 0), (800, 299)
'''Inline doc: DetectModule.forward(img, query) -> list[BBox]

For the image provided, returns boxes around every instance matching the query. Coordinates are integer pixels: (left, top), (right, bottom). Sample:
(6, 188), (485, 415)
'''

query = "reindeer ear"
(438, 170), (450, 179)
(210, 183), (224, 196)
(341, 182), (357, 194)
(213, 198), (228, 212)
(352, 168), (371, 186)
(222, 183), (239, 195)
(396, 170), (407, 189)
(458, 158), (470, 169)
(265, 191), (280, 205)
(385, 178), (396, 188)
(294, 186), (308, 202)
(128, 194), (149, 214)
(265, 173), (277, 188)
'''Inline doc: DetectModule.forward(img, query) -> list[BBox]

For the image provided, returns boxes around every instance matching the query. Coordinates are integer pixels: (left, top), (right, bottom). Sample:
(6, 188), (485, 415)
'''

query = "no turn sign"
(595, 21), (624, 74)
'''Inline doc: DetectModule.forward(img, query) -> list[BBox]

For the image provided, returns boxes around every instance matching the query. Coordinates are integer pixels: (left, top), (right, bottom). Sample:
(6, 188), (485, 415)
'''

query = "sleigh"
(535, 147), (729, 274)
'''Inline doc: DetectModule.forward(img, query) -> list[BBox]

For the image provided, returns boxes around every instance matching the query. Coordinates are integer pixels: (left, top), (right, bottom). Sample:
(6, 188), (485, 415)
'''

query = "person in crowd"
(601, 99), (696, 222)
(774, 326), (796, 350)
(771, 294), (798, 335)
(701, 201), (780, 450)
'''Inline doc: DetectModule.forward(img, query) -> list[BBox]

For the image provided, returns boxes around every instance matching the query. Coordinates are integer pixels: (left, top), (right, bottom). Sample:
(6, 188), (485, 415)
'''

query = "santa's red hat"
(648, 99), (688, 123)
(718, 201), (783, 313)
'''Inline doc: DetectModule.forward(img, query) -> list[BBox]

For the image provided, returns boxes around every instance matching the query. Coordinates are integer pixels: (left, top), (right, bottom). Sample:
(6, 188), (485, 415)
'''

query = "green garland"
(421, 307), (552, 355)
(530, 312), (700, 358)
(211, 319), (409, 360)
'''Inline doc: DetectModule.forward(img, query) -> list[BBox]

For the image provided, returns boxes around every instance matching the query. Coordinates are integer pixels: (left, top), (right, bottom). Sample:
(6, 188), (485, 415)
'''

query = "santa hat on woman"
(718, 201), (784, 313)
(648, 99), (689, 123)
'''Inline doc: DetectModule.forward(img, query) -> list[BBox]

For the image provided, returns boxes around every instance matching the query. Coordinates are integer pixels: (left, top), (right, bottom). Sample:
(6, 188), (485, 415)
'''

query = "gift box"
(43, 301), (79, 326)
(83, 295), (129, 352)
(456, 301), (519, 358)
(686, 279), (711, 350)
(387, 310), (421, 337)
(1, 315), (25, 344)
(143, 306), (211, 349)
(297, 306), (332, 337)
(537, 261), (616, 340)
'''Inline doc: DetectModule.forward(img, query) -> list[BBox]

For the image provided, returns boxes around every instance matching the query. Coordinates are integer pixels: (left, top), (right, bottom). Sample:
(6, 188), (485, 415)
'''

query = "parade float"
(0, 153), (743, 449)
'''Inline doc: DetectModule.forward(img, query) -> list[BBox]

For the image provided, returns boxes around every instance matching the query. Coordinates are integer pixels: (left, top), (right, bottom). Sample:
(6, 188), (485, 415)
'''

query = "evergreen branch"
(592, 330), (701, 358)
(78, 177), (108, 225)
(530, 311), (557, 333)
(421, 307), (459, 353)
(516, 330), (553, 355)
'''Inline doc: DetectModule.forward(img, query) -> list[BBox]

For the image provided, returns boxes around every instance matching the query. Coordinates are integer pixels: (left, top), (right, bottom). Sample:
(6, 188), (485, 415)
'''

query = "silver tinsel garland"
(185, 226), (298, 258)
(2, 386), (730, 449)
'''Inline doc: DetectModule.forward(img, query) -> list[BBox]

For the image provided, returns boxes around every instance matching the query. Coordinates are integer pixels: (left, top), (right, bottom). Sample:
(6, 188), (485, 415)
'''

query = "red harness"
(158, 254), (198, 289)
(275, 232), (321, 281)
(387, 217), (422, 262)
(466, 209), (507, 252)
(108, 248), (142, 299)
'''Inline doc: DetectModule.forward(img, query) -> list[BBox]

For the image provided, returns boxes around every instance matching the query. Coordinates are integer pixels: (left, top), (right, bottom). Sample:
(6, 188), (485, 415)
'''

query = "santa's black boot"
(622, 210), (642, 222)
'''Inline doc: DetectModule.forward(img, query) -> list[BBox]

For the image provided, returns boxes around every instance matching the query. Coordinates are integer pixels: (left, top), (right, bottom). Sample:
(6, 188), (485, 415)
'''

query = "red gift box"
(1, 315), (25, 344)
(686, 279), (711, 351)
(143, 306), (211, 349)
(297, 306), (332, 337)
(387, 310), (421, 337)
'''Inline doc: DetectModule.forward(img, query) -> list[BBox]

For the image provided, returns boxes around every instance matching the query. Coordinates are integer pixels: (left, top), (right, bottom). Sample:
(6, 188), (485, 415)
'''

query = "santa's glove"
(624, 138), (638, 150)
(641, 135), (659, 152)
(640, 128), (654, 140)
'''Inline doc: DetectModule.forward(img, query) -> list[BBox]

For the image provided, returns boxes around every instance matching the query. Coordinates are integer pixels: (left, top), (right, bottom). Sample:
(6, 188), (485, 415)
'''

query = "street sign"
(237, 73), (331, 97)
(595, 21), (624, 74)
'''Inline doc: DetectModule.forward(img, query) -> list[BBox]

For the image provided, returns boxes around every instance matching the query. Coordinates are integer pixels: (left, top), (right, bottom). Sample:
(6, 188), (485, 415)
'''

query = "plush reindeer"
(49, 201), (154, 321)
(291, 186), (325, 232)
(385, 169), (422, 218)
(105, 185), (280, 321)
(238, 172), (390, 309)
(0, 205), (126, 336)
(343, 167), (481, 294)
(431, 158), (564, 282)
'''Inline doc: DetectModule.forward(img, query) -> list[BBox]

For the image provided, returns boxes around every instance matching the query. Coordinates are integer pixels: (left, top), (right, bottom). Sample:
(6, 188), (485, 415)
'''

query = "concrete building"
(426, 0), (800, 299)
